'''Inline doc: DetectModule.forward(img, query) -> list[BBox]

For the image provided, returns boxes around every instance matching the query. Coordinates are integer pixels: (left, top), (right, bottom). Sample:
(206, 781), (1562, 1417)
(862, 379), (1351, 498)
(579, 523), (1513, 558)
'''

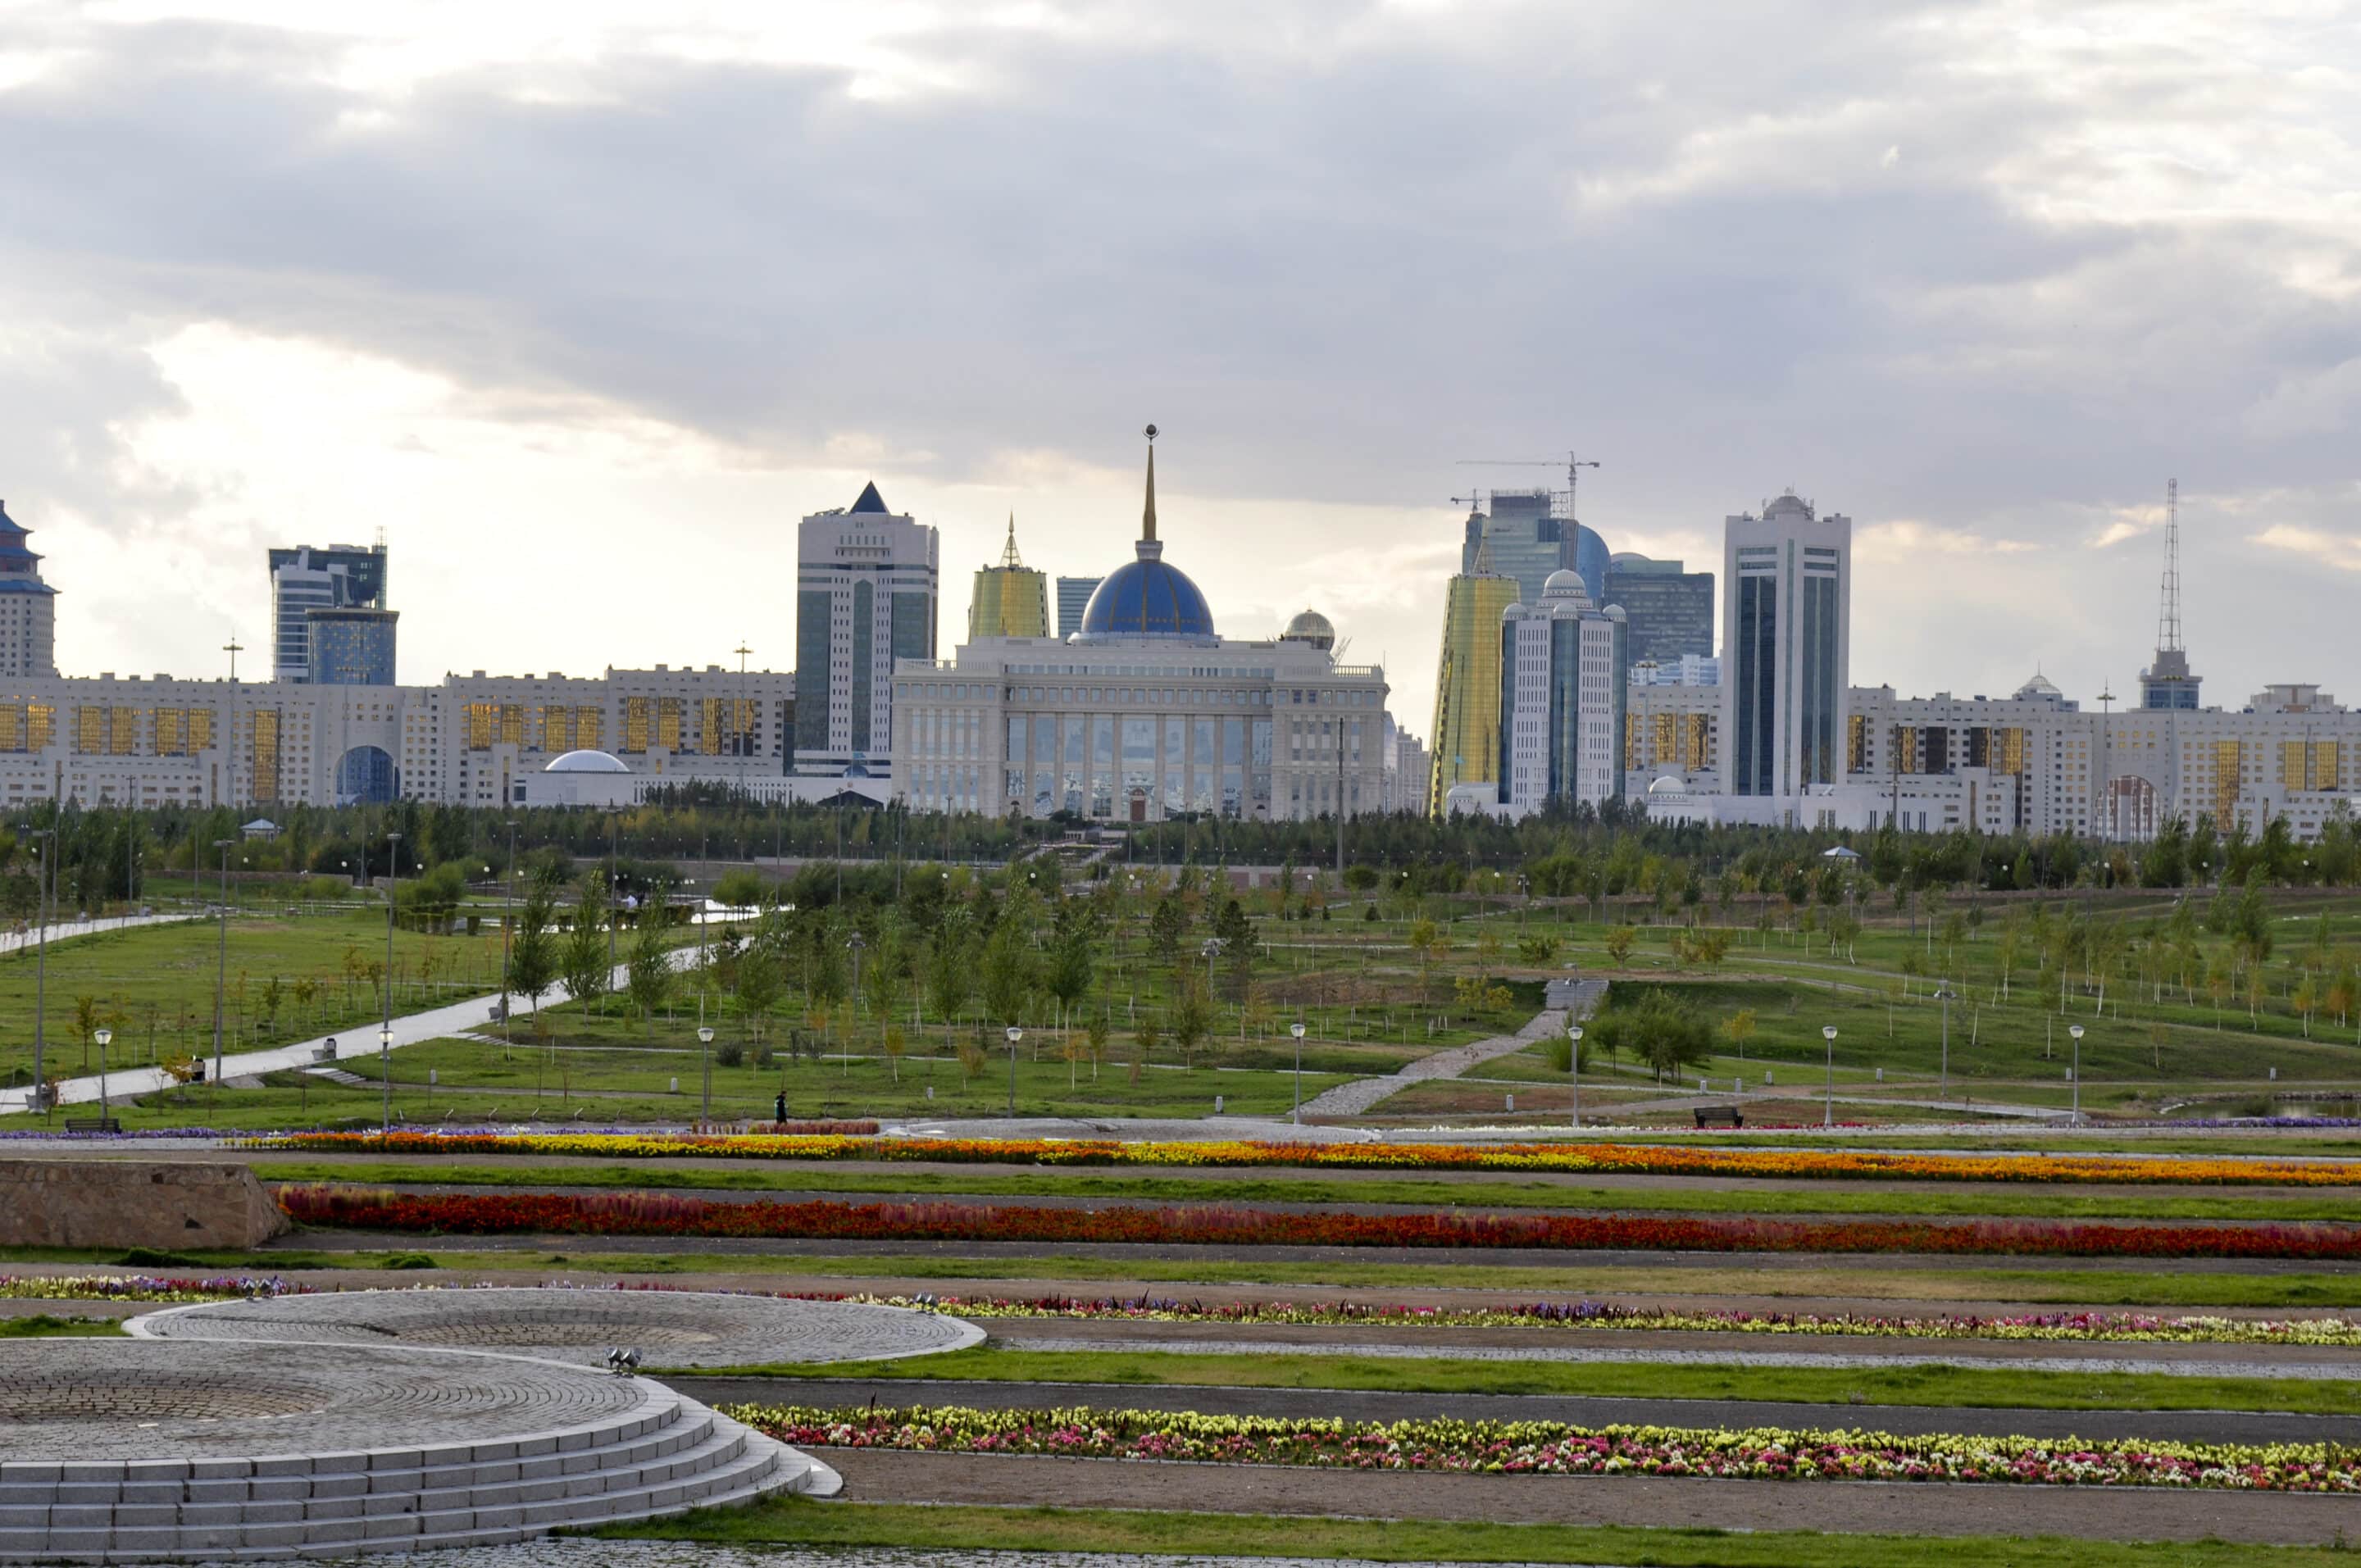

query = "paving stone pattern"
(0, 1339), (833, 1561)
(132, 1288), (983, 1369)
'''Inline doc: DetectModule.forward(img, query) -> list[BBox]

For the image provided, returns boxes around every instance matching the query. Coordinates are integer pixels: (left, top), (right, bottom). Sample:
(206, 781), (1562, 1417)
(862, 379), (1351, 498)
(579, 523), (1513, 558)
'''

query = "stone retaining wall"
(0, 1159), (289, 1251)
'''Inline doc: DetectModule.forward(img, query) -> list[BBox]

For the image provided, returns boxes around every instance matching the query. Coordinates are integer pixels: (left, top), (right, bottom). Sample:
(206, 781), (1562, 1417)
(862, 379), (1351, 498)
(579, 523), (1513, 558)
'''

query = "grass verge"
(8, 1244), (2356, 1309)
(588, 1497), (2359, 1565)
(0, 1315), (126, 1338)
(688, 1344), (2354, 1416)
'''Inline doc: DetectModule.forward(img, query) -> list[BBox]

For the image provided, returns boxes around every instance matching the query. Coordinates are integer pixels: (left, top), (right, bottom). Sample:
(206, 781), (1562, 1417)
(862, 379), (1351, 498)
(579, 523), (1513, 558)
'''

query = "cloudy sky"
(2, 0), (2355, 732)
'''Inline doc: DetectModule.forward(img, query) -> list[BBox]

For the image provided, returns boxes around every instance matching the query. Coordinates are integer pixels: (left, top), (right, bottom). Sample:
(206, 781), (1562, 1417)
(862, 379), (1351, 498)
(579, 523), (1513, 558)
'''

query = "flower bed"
(239, 1129), (2361, 1189)
(880, 1292), (2361, 1347)
(271, 1184), (2361, 1261)
(732, 1401), (2361, 1490)
(0, 1274), (293, 1303)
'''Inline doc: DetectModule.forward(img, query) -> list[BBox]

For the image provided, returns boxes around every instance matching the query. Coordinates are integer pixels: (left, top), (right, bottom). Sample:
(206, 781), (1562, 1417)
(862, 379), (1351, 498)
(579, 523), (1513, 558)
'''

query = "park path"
(0, 911), (193, 955)
(1294, 978), (1604, 1119)
(0, 943), (707, 1116)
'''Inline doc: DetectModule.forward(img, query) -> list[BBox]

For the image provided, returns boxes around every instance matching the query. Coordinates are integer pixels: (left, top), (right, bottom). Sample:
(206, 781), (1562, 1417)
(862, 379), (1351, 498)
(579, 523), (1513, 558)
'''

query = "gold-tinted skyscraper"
(1426, 531), (1519, 815)
(967, 515), (1051, 639)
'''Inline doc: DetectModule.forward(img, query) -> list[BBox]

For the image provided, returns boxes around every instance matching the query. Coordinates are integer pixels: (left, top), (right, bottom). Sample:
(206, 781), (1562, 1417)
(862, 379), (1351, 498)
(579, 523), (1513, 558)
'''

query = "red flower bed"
(271, 1185), (2361, 1262)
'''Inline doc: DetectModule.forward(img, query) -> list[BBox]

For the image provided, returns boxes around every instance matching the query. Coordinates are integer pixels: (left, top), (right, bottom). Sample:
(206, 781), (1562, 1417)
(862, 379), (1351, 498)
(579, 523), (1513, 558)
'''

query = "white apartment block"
(0, 665), (795, 811)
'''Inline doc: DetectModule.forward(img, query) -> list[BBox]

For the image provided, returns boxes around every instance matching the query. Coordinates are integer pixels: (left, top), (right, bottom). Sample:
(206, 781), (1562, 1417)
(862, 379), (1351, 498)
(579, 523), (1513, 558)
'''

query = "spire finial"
(1142, 423), (1158, 543)
(999, 512), (1024, 570)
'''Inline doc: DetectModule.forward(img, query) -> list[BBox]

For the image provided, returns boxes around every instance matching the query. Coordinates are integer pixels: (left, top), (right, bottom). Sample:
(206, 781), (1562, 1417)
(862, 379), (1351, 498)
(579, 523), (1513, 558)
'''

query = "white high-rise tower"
(1720, 492), (1851, 801)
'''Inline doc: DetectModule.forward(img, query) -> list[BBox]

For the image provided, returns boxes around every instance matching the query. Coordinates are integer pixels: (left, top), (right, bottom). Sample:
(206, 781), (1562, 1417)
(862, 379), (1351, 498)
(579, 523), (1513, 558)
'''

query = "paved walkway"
(0, 910), (195, 954)
(0, 944), (705, 1116)
(1294, 979), (1603, 1119)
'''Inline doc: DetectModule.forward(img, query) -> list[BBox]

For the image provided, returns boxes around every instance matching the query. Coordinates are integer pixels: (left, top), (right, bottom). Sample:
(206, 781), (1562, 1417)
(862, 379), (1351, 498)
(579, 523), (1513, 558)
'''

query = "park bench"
(1692, 1105), (1744, 1129)
(63, 1116), (121, 1134)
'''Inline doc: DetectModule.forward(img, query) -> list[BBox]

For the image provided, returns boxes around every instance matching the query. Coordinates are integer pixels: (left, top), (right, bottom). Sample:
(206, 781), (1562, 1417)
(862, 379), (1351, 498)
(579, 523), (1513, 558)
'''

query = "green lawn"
(0, 907), (503, 1087)
(50, 1240), (2345, 1310)
(593, 1498), (2358, 1566)
(701, 1343), (2357, 1416)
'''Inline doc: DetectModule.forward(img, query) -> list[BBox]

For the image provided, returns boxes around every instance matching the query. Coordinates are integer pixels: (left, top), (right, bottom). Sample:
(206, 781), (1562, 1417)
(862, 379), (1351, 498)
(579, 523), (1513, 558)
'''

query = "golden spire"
(1141, 422), (1158, 543)
(998, 512), (1025, 570)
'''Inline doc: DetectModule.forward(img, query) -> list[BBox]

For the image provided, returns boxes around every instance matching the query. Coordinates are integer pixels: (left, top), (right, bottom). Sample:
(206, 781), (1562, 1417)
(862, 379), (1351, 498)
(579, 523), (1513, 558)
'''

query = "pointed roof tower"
(1133, 422), (1152, 557)
(2139, 477), (2201, 710)
(998, 513), (1026, 570)
(849, 480), (889, 515)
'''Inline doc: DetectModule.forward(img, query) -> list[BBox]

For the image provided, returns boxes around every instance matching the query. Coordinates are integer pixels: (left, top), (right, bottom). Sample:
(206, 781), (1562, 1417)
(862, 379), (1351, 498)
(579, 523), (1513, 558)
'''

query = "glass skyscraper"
(1460, 491), (1608, 607)
(1604, 552), (1715, 666)
(1722, 493), (1850, 801)
(267, 543), (388, 683)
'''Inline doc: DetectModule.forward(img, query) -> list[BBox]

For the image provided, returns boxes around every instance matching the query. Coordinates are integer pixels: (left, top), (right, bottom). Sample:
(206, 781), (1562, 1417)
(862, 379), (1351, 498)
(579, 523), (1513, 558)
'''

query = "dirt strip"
(679, 1375), (2361, 1446)
(821, 1449), (2361, 1547)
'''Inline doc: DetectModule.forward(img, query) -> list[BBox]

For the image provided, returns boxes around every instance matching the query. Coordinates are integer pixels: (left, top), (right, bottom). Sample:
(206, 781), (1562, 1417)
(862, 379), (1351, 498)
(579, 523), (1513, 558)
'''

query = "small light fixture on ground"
(1005, 1025), (1022, 1118)
(1290, 1020), (1306, 1124)
(2068, 1023), (2086, 1125)
(698, 1026), (716, 1122)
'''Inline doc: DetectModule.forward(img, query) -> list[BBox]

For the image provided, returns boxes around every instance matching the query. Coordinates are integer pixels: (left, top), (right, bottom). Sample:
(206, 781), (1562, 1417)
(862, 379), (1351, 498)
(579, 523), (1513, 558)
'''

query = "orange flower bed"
(243, 1129), (2361, 1188)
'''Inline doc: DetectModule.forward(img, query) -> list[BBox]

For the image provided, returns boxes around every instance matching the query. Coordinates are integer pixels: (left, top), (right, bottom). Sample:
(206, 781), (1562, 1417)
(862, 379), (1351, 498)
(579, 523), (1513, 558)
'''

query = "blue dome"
(1076, 555), (1217, 641)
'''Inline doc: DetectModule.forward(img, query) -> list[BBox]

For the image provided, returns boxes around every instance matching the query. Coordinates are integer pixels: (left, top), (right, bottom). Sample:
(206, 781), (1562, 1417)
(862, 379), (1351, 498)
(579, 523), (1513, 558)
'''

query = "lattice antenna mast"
(2157, 477), (2182, 654)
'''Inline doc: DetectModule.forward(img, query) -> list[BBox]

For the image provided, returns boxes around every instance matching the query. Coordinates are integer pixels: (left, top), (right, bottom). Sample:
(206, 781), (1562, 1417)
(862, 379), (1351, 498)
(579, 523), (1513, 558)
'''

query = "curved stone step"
(0, 1343), (821, 1561)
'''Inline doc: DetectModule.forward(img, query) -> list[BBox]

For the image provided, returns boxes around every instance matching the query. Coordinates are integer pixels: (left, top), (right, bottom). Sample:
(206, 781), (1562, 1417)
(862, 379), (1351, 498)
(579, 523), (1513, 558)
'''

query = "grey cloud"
(0, 0), (2354, 719)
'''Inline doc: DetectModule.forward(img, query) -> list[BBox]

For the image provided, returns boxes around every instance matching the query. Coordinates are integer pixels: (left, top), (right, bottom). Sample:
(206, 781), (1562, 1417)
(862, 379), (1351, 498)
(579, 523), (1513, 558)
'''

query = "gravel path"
(1294, 989), (1599, 1118)
(822, 1449), (2361, 1548)
(678, 1374), (2361, 1445)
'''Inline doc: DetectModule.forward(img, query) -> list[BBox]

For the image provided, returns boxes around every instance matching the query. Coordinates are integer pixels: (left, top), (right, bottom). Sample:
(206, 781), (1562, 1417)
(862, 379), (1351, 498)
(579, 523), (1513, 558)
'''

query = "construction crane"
(1455, 452), (1602, 519)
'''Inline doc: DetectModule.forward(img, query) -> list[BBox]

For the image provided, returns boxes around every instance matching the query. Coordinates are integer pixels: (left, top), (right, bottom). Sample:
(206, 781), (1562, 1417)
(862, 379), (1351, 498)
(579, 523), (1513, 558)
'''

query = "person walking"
(773, 1090), (787, 1126)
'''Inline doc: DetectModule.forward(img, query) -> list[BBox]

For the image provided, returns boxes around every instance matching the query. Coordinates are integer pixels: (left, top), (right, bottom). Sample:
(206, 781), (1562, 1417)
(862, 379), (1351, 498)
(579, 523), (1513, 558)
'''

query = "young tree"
(507, 870), (562, 1020)
(1721, 1007), (1758, 1061)
(1604, 926), (1639, 967)
(558, 870), (613, 1014)
(625, 898), (675, 1038)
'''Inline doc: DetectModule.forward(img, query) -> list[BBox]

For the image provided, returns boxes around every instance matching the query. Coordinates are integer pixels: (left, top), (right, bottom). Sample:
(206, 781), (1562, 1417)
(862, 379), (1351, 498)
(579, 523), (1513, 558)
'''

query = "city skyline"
(1, 2), (2353, 735)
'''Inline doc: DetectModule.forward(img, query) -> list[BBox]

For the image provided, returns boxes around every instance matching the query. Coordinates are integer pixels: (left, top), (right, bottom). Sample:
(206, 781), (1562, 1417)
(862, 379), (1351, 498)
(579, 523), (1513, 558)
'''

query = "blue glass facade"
(304, 607), (397, 686)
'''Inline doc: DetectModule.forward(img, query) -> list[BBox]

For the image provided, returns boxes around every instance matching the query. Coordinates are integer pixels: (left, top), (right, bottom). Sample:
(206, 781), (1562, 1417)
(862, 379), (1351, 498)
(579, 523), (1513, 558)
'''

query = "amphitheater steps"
(0, 1384), (826, 1561)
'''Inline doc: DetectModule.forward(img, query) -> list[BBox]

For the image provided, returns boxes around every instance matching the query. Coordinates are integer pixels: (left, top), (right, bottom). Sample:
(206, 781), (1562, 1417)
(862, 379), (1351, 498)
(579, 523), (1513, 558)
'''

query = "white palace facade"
(890, 434), (1393, 823)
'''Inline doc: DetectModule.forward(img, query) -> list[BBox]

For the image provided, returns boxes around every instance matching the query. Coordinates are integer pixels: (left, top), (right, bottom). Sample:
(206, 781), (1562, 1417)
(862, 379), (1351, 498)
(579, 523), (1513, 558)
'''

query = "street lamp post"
(93, 1027), (111, 1124)
(1567, 1021), (1583, 1129)
(2068, 1023), (2085, 1125)
(1822, 1025), (1839, 1128)
(20, 825), (53, 1118)
(211, 837), (234, 1099)
(1290, 1020), (1306, 1124)
(499, 820), (518, 1044)
(1005, 1025), (1022, 1118)
(383, 832), (402, 1130)
(1934, 984), (1956, 1100)
(698, 1025), (716, 1124)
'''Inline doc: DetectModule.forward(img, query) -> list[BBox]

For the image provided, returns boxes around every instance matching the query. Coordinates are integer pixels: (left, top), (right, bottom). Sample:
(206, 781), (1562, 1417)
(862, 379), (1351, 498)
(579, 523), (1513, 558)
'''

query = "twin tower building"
(1427, 486), (1843, 823)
